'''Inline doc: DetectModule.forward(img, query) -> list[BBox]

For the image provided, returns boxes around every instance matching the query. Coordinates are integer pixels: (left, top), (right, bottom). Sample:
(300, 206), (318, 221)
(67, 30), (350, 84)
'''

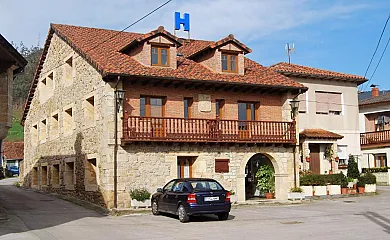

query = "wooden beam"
(194, 83), (205, 90)
(153, 80), (164, 87)
(223, 85), (234, 91)
(141, 79), (150, 86)
(174, 82), (185, 88)
(163, 81), (173, 87)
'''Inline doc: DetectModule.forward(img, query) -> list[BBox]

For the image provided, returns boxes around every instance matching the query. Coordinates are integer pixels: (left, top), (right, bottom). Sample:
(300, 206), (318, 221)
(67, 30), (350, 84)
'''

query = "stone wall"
(373, 170), (390, 185)
(23, 33), (116, 208)
(116, 143), (296, 208)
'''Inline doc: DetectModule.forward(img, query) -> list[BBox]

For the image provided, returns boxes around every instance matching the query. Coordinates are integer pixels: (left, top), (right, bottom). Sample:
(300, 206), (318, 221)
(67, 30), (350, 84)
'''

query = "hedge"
(357, 173), (377, 187)
(362, 167), (390, 173)
(300, 173), (347, 186)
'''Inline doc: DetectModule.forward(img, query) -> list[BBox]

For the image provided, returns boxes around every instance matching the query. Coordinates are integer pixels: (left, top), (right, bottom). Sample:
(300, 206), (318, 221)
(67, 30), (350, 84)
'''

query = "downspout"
(292, 89), (303, 188)
(113, 76), (120, 209)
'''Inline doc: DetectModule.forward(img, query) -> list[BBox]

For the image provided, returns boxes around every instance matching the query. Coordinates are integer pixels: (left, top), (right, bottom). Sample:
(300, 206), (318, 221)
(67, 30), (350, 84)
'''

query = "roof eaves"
(0, 34), (28, 72)
(275, 70), (367, 85)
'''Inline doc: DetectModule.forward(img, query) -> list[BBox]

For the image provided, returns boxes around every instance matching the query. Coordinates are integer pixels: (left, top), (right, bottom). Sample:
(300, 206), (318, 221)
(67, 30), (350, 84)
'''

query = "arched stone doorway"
(244, 153), (274, 199)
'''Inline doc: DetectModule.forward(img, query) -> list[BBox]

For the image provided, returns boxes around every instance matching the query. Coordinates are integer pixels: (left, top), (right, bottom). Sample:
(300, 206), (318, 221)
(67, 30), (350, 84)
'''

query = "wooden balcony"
(361, 130), (390, 149)
(122, 115), (296, 144)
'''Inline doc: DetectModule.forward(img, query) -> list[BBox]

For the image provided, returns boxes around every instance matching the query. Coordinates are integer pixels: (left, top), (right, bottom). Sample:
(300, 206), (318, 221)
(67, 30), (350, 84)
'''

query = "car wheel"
(217, 212), (229, 221)
(152, 200), (159, 215)
(178, 205), (189, 223)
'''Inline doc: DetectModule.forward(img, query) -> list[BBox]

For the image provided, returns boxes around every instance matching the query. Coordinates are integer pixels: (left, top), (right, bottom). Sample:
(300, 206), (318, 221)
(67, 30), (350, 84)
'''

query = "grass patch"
(4, 108), (23, 142)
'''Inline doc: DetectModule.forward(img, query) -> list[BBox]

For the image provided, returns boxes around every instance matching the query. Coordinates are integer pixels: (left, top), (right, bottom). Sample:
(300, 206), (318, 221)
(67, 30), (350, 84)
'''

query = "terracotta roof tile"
(2, 142), (24, 160)
(270, 62), (367, 84)
(300, 129), (343, 139)
(359, 92), (390, 106)
(22, 24), (306, 125)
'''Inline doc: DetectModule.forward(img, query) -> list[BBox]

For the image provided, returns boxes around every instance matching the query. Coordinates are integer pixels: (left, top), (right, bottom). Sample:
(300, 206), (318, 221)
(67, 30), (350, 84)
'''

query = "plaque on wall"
(198, 94), (211, 112)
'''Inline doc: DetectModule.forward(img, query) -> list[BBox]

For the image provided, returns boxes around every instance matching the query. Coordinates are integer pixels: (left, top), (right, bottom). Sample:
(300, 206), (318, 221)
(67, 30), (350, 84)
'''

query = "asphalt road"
(0, 177), (390, 240)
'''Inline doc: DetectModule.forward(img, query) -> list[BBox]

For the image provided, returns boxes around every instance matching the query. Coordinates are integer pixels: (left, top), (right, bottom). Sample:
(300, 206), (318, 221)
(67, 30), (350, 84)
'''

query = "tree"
(11, 42), (43, 108)
(347, 155), (360, 179)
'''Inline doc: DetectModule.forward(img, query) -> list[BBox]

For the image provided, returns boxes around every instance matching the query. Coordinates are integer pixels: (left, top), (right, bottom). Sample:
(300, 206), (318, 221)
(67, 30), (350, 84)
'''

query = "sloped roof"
(2, 142), (24, 160)
(22, 24), (306, 125)
(359, 92), (390, 106)
(300, 129), (343, 139)
(270, 62), (367, 85)
(0, 34), (27, 73)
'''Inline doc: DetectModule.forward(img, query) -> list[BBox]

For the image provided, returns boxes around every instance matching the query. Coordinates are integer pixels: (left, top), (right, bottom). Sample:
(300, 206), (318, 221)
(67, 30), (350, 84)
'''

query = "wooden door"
(238, 102), (257, 139)
(309, 144), (321, 174)
(178, 158), (193, 178)
(149, 97), (165, 137)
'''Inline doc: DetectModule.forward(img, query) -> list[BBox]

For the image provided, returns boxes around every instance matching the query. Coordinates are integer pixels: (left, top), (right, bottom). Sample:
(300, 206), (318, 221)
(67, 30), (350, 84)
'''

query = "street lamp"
(114, 88), (126, 209)
(290, 99), (300, 119)
(289, 99), (300, 188)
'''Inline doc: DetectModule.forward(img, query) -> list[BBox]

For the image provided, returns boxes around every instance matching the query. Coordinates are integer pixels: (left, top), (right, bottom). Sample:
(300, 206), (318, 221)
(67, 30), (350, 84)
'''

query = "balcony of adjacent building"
(361, 114), (390, 149)
(121, 115), (296, 144)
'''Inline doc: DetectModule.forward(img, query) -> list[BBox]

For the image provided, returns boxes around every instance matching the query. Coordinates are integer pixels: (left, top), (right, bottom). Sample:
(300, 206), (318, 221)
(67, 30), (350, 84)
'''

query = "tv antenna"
(285, 43), (296, 64)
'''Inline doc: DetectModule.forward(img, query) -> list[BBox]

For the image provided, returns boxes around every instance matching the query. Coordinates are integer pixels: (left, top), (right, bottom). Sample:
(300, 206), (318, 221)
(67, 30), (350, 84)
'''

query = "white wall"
(295, 77), (361, 157)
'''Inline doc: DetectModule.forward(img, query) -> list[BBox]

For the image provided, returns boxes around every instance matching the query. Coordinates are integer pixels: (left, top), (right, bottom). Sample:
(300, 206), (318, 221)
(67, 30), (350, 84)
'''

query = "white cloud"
(0, 0), (368, 47)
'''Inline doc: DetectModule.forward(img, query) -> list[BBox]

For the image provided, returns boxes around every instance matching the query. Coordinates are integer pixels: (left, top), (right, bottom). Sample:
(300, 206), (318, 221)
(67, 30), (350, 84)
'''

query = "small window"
(140, 96), (165, 117)
(32, 167), (38, 186)
(151, 46), (169, 67)
(375, 154), (387, 168)
(39, 119), (47, 143)
(50, 113), (59, 139)
(85, 158), (98, 191)
(316, 91), (342, 115)
(215, 159), (229, 173)
(64, 56), (74, 85)
(216, 99), (225, 118)
(221, 53), (238, 73)
(31, 124), (38, 146)
(85, 96), (95, 125)
(63, 107), (74, 135)
(184, 97), (193, 118)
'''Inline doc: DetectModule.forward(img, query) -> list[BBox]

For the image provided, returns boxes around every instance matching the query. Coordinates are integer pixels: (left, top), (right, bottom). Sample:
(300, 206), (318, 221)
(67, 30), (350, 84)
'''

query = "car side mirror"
(157, 188), (163, 193)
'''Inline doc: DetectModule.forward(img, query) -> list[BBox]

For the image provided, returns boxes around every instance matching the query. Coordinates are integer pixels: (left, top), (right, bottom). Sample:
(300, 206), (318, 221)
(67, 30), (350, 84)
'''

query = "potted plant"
(324, 145), (334, 161)
(288, 187), (305, 200)
(229, 189), (238, 204)
(299, 171), (314, 197)
(326, 173), (342, 195)
(357, 176), (365, 194)
(312, 174), (327, 196)
(347, 155), (360, 183)
(130, 188), (151, 208)
(340, 173), (348, 194)
(364, 172), (377, 193)
(256, 165), (275, 199)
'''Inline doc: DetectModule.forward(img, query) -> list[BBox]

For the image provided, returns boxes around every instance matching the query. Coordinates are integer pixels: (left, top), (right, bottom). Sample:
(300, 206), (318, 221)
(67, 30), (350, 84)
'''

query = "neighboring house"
(2, 141), (24, 169)
(21, 24), (307, 208)
(359, 86), (390, 170)
(0, 34), (27, 150)
(271, 63), (366, 175)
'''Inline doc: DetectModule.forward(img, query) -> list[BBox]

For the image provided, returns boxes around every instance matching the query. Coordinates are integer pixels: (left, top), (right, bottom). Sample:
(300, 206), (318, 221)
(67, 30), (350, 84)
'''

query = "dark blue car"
(151, 178), (231, 223)
(8, 166), (19, 176)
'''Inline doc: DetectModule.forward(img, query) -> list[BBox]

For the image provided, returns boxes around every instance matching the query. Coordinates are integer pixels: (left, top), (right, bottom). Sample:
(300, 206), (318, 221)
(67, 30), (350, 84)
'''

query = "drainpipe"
(114, 76), (120, 209)
(293, 128), (297, 188)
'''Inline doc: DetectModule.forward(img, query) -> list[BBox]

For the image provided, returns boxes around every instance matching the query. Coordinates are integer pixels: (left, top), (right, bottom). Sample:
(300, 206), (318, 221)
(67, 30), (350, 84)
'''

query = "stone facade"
(23, 31), (299, 209)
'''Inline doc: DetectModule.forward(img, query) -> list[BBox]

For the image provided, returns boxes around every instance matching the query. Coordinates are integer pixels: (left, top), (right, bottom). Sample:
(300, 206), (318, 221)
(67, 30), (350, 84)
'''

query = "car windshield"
(189, 180), (223, 192)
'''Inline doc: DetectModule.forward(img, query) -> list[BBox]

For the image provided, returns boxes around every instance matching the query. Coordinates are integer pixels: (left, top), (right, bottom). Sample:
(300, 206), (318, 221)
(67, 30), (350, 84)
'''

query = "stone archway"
(237, 152), (286, 202)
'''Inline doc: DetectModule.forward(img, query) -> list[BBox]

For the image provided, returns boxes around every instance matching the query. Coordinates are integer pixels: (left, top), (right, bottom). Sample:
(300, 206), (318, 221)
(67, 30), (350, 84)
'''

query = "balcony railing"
(122, 115), (296, 144)
(361, 130), (390, 147)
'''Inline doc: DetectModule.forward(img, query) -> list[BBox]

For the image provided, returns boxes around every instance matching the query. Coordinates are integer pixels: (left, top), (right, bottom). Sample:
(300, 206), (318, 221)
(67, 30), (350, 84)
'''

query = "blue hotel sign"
(175, 12), (190, 31)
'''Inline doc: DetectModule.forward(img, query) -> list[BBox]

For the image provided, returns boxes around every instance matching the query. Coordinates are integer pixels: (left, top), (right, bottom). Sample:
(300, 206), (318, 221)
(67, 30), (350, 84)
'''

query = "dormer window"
(151, 46), (169, 67)
(221, 53), (238, 73)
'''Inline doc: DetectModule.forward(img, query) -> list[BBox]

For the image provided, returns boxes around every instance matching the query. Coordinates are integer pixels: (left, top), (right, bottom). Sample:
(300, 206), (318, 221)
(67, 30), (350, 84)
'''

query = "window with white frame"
(337, 145), (348, 165)
(315, 91), (342, 115)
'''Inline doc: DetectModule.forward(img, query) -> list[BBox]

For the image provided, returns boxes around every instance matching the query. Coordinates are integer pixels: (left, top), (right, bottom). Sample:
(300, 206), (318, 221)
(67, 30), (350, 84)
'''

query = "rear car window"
(189, 181), (223, 192)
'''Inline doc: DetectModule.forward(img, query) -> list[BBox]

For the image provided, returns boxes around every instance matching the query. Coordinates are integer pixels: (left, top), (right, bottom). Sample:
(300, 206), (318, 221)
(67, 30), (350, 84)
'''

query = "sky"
(1, 0), (390, 91)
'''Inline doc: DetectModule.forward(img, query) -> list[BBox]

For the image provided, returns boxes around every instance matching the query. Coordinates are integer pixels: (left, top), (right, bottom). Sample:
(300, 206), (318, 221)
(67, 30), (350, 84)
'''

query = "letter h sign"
(175, 12), (190, 31)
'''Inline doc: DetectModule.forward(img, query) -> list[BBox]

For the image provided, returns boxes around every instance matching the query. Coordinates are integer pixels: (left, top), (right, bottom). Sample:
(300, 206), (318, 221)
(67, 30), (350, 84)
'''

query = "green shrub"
(229, 189), (236, 195)
(256, 165), (275, 193)
(347, 155), (360, 179)
(357, 175), (365, 187)
(130, 188), (151, 202)
(364, 172), (377, 184)
(300, 174), (326, 186)
(340, 173), (348, 188)
(290, 187), (303, 193)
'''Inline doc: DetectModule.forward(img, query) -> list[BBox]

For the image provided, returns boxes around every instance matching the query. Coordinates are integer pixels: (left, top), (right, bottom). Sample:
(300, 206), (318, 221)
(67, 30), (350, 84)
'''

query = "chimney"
(371, 84), (379, 97)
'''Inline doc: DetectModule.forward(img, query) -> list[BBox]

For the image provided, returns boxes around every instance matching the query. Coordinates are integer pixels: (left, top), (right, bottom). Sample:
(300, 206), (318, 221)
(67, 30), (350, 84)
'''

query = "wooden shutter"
(328, 93), (342, 112)
(315, 92), (329, 113)
(215, 159), (229, 173)
(297, 92), (307, 112)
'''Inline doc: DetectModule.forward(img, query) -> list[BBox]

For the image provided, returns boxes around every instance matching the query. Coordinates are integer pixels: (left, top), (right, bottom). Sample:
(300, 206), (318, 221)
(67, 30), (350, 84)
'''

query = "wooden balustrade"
(122, 115), (296, 144)
(361, 130), (390, 146)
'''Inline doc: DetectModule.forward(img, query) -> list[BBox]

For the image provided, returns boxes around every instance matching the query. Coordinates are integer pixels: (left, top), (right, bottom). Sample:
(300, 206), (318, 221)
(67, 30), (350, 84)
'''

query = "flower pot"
(358, 187), (365, 194)
(288, 192), (305, 200)
(335, 157), (339, 162)
(341, 187), (348, 194)
(301, 186), (313, 197)
(348, 189), (357, 195)
(131, 199), (151, 209)
(313, 186), (327, 196)
(365, 184), (376, 193)
(305, 157), (310, 162)
(265, 192), (274, 199)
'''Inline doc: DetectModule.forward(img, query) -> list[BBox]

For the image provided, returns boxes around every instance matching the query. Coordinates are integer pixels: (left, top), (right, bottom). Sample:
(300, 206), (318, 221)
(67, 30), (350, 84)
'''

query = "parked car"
(8, 166), (19, 176)
(151, 178), (231, 223)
